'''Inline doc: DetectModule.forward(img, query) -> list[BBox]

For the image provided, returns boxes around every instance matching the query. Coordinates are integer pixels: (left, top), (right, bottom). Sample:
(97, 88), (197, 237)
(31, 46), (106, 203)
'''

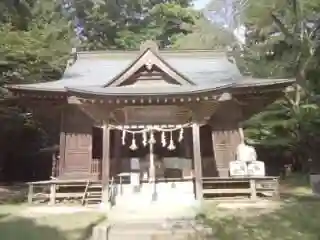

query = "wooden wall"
(58, 106), (96, 180)
(209, 100), (242, 177)
(200, 125), (217, 177)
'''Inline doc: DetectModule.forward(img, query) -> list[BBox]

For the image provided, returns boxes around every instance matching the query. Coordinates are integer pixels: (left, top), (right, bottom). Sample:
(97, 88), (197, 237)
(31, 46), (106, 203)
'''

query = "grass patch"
(202, 173), (320, 240)
(0, 204), (27, 216)
(0, 206), (105, 240)
(203, 199), (320, 240)
(280, 173), (312, 196)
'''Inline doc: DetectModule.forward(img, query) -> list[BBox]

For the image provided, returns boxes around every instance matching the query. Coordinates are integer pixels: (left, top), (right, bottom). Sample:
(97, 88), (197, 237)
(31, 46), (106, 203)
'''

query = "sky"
(193, 0), (211, 9)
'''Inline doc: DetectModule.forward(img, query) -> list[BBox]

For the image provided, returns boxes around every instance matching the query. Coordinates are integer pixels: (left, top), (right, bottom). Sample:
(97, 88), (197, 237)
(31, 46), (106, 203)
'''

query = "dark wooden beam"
(188, 101), (218, 122)
(101, 125), (111, 205)
(192, 123), (203, 200)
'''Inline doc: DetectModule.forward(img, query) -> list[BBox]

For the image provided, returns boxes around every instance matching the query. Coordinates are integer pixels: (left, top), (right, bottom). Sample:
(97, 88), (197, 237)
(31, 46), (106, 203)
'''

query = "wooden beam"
(67, 96), (82, 104)
(58, 107), (66, 177)
(189, 101), (218, 122)
(192, 123), (203, 200)
(101, 125), (111, 205)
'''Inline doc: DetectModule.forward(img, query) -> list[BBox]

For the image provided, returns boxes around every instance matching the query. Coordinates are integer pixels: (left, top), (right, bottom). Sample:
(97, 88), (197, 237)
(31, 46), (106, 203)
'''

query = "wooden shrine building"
(7, 42), (294, 206)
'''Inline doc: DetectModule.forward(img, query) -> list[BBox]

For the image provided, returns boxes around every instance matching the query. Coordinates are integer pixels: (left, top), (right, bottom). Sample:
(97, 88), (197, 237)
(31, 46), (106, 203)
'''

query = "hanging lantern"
(142, 131), (148, 146)
(121, 129), (126, 145)
(161, 131), (167, 147)
(178, 128), (184, 142)
(129, 132), (138, 150)
(149, 131), (156, 144)
(167, 131), (176, 151)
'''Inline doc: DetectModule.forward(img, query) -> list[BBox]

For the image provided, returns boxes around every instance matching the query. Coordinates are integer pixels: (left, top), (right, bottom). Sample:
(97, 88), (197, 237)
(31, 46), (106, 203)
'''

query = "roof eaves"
(66, 83), (234, 97)
(6, 84), (66, 93)
(235, 78), (296, 88)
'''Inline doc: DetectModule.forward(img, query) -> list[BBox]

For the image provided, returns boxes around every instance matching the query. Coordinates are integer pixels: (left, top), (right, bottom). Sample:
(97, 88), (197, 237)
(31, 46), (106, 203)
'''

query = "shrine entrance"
(109, 124), (196, 211)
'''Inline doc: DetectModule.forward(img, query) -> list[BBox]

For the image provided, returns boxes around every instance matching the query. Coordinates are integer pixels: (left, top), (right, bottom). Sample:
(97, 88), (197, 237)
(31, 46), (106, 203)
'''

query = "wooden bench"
(202, 176), (279, 200)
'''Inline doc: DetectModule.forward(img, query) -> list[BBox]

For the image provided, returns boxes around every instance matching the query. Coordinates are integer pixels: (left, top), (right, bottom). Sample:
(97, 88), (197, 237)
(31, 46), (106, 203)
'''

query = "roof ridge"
(77, 49), (226, 54)
(76, 49), (228, 58)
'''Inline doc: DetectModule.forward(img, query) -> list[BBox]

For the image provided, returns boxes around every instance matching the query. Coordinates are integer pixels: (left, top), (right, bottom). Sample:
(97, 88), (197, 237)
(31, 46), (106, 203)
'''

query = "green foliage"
(0, 0), (73, 87)
(0, 0), (73, 181)
(73, 0), (197, 50)
(172, 14), (235, 49)
(232, 0), (320, 166)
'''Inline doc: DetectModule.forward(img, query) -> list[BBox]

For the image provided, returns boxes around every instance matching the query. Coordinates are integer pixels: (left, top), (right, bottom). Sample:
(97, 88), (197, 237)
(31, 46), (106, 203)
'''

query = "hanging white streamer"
(142, 131), (148, 146)
(161, 131), (166, 147)
(129, 132), (138, 150)
(109, 123), (192, 149)
(121, 130), (126, 145)
(178, 128), (184, 142)
(167, 131), (176, 151)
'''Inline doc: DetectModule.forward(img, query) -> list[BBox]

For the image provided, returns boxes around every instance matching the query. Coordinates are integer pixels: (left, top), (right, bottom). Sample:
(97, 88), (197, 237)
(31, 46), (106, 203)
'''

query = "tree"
(69, 0), (197, 50)
(172, 13), (235, 49)
(0, 0), (73, 181)
(0, 0), (73, 87)
(231, 0), (320, 170)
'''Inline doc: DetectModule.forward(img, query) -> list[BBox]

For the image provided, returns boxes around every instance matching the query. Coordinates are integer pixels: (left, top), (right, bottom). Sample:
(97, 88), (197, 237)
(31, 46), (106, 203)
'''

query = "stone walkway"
(107, 202), (199, 223)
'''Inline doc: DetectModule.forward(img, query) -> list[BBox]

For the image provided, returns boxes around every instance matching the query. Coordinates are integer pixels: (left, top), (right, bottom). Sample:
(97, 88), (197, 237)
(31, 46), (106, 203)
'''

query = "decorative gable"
(104, 41), (195, 87)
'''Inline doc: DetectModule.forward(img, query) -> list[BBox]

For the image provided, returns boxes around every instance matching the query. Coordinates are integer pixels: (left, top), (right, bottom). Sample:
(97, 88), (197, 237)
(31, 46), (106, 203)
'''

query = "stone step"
(107, 206), (199, 223)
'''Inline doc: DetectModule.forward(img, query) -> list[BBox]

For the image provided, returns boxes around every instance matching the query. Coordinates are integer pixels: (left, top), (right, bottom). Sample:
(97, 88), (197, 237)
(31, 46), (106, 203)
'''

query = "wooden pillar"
(27, 184), (34, 204)
(184, 128), (192, 159)
(114, 130), (121, 175)
(49, 183), (56, 205)
(101, 125), (111, 205)
(58, 107), (66, 177)
(192, 123), (203, 200)
(249, 179), (257, 200)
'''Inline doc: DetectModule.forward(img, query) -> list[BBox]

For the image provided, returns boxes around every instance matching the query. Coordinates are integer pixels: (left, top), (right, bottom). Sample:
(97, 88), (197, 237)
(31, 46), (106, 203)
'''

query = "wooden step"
(81, 181), (104, 206)
(203, 188), (251, 194)
(87, 191), (102, 195)
(87, 195), (102, 198)
(85, 197), (102, 202)
(88, 184), (102, 189)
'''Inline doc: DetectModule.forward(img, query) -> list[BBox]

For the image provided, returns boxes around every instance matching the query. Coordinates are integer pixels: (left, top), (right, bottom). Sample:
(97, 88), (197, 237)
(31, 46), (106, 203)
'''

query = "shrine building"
(7, 42), (294, 207)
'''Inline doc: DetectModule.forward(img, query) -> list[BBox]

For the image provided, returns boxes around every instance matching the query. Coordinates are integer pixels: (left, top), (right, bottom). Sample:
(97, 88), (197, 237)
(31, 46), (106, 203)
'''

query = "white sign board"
(247, 161), (265, 176)
(229, 161), (247, 177)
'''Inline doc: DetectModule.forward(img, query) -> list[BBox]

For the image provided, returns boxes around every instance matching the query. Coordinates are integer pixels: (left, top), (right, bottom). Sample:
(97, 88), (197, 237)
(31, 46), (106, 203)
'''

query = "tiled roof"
(7, 50), (294, 94)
